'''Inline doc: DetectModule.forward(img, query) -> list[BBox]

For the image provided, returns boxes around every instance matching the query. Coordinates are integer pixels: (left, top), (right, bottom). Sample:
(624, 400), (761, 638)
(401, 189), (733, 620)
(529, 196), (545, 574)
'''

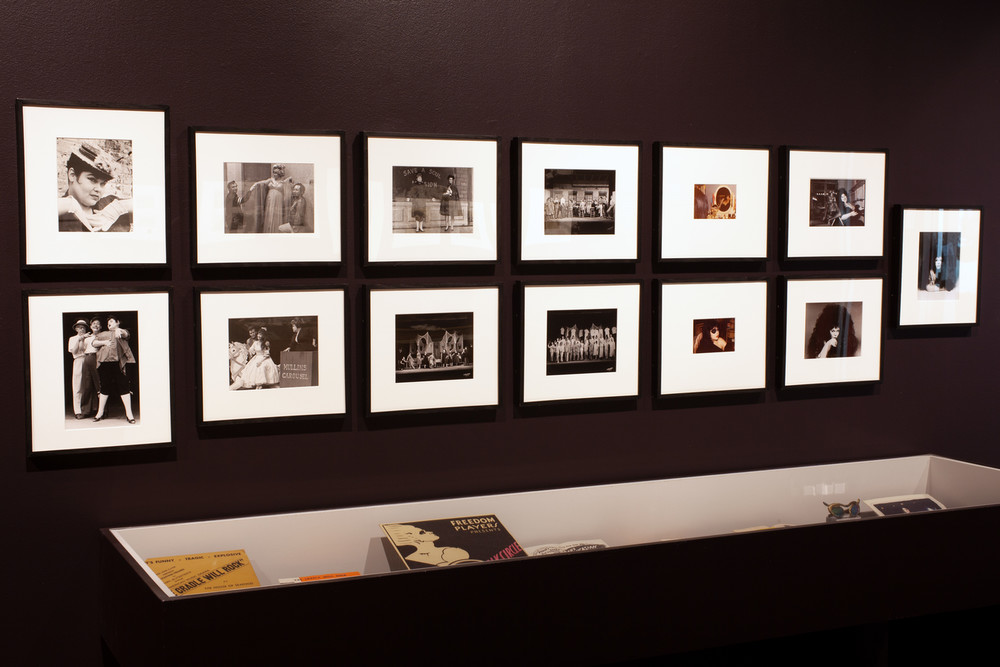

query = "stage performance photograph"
(223, 162), (315, 234)
(543, 168), (615, 235)
(545, 308), (617, 376)
(391, 166), (473, 234)
(227, 316), (319, 390)
(395, 311), (474, 383)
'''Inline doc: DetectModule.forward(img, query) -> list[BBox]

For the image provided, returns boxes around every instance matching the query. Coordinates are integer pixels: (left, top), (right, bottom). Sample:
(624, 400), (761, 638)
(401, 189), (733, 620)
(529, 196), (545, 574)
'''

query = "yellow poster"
(145, 549), (259, 596)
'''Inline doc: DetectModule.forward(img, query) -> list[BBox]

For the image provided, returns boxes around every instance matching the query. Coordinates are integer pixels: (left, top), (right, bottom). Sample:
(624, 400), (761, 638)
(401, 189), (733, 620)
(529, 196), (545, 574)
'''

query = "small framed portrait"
(898, 207), (982, 327)
(517, 140), (640, 262)
(658, 280), (768, 396)
(192, 129), (343, 265)
(17, 100), (169, 268)
(368, 286), (499, 414)
(785, 148), (886, 259)
(197, 288), (347, 425)
(24, 290), (172, 455)
(658, 144), (770, 260)
(520, 282), (640, 405)
(782, 277), (883, 388)
(364, 133), (499, 264)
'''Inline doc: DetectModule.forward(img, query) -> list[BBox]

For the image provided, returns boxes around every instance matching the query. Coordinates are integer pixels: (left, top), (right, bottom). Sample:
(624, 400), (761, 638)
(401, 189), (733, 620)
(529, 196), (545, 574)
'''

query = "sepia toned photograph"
(57, 138), (134, 232)
(391, 166), (473, 233)
(543, 168), (615, 235)
(692, 317), (735, 353)
(804, 302), (862, 359)
(227, 316), (319, 390)
(395, 311), (474, 383)
(808, 179), (866, 227)
(545, 308), (617, 376)
(223, 162), (314, 234)
(62, 310), (139, 426)
(693, 184), (736, 220)
(917, 231), (961, 296)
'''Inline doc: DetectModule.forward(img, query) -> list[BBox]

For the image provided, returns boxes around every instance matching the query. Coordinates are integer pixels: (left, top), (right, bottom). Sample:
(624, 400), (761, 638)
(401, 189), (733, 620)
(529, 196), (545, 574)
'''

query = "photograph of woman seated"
(692, 318), (735, 353)
(806, 303), (861, 359)
(918, 231), (960, 294)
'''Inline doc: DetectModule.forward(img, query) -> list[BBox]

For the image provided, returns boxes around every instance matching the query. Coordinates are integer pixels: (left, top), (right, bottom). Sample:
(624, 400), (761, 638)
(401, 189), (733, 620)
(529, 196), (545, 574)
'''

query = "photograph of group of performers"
(57, 138), (134, 233)
(223, 162), (315, 234)
(391, 166), (472, 233)
(692, 318), (735, 353)
(545, 308), (617, 376)
(395, 312), (474, 383)
(227, 316), (318, 390)
(917, 231), (961, 295)
(804, 302), (862, 359)
(693, 184), (736, 220)
(543, 169), (616, 235)
(809, 179), (866, 227)
(63, 310), (139, 425)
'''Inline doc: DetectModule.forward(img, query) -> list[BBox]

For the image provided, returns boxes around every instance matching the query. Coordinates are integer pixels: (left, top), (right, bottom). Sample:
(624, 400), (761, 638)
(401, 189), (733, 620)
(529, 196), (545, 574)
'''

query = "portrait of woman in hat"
(56, 138), (134, 233)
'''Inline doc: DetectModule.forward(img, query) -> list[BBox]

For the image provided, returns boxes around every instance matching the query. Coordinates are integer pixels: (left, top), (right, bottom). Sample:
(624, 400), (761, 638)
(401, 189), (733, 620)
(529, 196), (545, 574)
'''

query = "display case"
(101, 455), (1000, 666)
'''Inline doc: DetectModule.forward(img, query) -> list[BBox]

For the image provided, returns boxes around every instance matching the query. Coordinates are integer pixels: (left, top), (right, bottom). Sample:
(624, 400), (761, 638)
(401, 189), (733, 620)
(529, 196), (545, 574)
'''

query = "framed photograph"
(517, 140), (639, 262)
(368, 286), (499, 414)
(197, 288), (346, 424)
(898, 207), (982, 327)
(785, 149), (886, 259)
(17, 100), (168, 268)
(364, 134), (499, 264)
(24, 290), (172, 454)
(782, 278), (883, 388)
(658, 144), (769, 260)
(520, 282), (640, 404)
(192, 129), (343, 265)
(658, 280), (768, 396)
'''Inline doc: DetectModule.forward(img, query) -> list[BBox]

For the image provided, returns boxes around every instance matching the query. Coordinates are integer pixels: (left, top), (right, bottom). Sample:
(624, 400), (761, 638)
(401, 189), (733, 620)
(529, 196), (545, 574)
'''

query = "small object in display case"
(524, 539), (608, 556)
(823, 499), (861, 519)
(278, 572), (361, 584)
(865, 494), (946, 516)
(380, 515), (525, 570)
(145, 549), (259, 596)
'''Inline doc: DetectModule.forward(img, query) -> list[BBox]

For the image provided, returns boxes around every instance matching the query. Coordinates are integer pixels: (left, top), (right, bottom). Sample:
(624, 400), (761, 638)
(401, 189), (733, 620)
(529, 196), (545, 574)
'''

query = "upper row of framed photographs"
(15, 99), (954, 269)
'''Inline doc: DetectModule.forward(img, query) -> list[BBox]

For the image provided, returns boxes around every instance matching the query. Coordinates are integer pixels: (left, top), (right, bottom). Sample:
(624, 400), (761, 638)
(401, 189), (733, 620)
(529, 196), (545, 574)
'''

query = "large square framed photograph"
(364, 133), (499, 264)
(520, 282), (640, 405)
(517, 140), (639, 262)
(192, 129), (343, 265)
(898, 207), (982, 327)
(658, 280), (768, 396)
(17, 100), (168, 268)
(782, 277), (883, 388)
(24, 290), (172, 455)
(658, 144), (769, 260)
(368, 286), (499, 414)
(197, 288), (347, 425)
(785, 149), (886, 259)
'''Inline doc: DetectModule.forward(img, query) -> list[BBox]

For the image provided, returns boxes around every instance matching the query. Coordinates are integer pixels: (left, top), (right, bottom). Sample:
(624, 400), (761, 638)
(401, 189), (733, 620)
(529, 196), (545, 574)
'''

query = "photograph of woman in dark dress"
(440, 174), (461, 232)
(806, 303), (860, 358)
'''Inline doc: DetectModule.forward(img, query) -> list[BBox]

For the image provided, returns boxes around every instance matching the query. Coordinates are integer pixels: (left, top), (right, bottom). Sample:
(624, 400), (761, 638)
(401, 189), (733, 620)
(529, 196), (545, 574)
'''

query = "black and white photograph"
(18, 100), (168, 267)
(898, 208), (981, 327)
(659, 145), (769, 260)
(391, 167), (473, 234)
(521, 283), (639, 404)
(808, 179), (865, 227)
(543, 169), (615, 235)
(395, 312), (473, 383)
(693, 184), (736, 220)
(199, 289), (346, 424)
(192, 130), (343, 265)
(545, 308), (617, 376)
(223, 162), (314, 234)
(26, 291), (172, 454)
(366, 135), (498, 263)
(786, 149), (885, 258)
(659, 281), (767, 396)
(368, 286), (499, 414)
(227, 316), (319, 390)
(804, 302), (862, 359)
(518, 141), (639, 261)
(782, 278), (882, 388)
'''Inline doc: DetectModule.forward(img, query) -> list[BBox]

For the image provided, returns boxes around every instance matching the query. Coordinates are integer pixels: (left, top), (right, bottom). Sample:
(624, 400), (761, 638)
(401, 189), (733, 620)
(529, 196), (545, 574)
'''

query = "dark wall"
(3, 2), (997, 664)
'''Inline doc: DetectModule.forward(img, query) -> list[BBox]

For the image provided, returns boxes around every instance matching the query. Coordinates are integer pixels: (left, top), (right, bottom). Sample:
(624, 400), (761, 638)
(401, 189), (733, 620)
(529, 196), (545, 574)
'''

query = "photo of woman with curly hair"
(805, 302), (861, 359)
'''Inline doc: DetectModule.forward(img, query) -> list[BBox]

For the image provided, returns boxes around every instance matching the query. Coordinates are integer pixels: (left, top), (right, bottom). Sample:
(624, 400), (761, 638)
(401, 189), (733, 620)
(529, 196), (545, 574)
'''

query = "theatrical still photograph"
(808, 179), (866, 227)
(693, 184), (736, 220)
(57, 137), (134, 232)
(804, 302), (862, 359)
(62, 310), (139, 427)
(223, 162), (314, 233)
(918, 231), (961, 296)
(543, 169), (615, 234)
(391, 166), (472, 233)
(545, 308), (617, 376)
(227, 317), (319, 390)
(692, 318), (735, 353)
(395, 312), (474, 383)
